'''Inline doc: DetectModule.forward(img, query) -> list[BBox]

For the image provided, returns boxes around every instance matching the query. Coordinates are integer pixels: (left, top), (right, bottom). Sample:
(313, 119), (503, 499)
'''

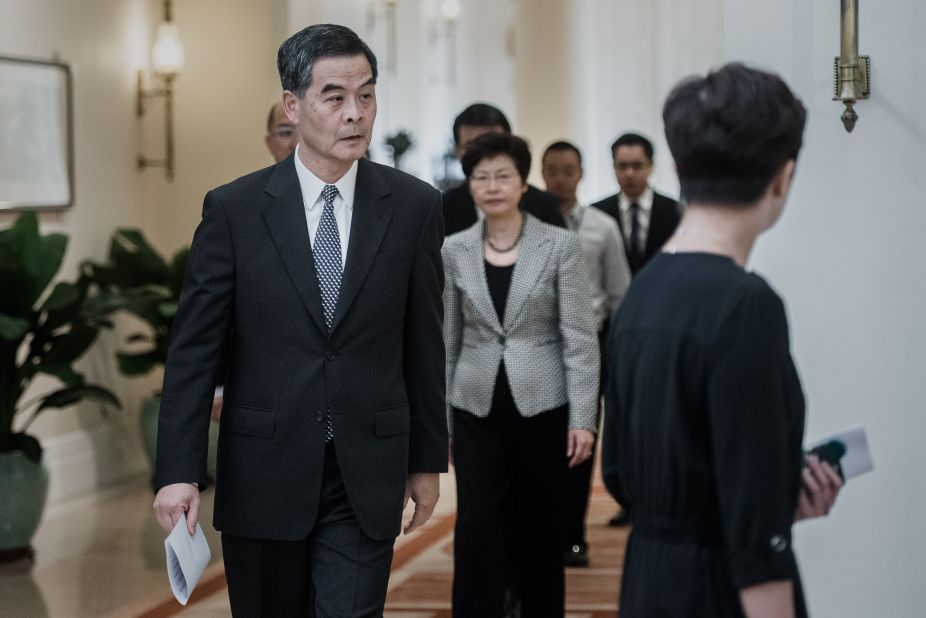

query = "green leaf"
(0, 212), (67, 313)
(35, 385), (121, 415)
(107, 229), (169, 286)
(156, 301), (177, 319)
(5, 433), (43, 463)
(38, 323), (98, 367)
(37, 364), (84, 386)
(0, 313), (30, 341)
(41, 282), (82, 312)
(117, 350), (161, 376)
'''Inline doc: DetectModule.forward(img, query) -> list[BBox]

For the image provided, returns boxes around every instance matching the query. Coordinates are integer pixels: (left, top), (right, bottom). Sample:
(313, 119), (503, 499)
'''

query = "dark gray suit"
(156, 153), (447, 615)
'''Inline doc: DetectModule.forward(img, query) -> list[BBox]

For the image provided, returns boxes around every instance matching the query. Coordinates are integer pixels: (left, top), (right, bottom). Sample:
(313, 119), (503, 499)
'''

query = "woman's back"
(604, 252), (808, 617)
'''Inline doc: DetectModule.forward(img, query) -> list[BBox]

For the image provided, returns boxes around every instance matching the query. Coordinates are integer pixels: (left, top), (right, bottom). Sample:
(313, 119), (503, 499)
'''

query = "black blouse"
(602, 253), (807, 617)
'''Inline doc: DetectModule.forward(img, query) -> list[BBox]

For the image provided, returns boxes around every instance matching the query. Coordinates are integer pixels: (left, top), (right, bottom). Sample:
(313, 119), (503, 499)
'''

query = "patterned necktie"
(314, 184), (342, 443)
(314, 185), (343, 329)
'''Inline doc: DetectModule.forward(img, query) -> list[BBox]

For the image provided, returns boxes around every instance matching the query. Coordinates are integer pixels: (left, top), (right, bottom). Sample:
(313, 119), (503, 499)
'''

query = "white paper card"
(808, 424), (874, 481)
(165, 512), (211, 605)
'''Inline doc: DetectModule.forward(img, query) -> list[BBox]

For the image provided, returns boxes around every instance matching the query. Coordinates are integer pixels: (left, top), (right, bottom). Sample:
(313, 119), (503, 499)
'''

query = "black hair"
(452, 103), (512, 145)
(663, 62), (806, 205)
(610, 132), (654, 162)
(461, 132), (531, 181)
(277, 24), (378, 99)
(542, 140), (583, 166)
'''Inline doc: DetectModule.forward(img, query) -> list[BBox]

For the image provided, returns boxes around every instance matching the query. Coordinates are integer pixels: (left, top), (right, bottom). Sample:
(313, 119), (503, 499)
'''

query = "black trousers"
(563, 328), (608, 546)
(452, 367), (568, 618)
(222, 444), (395, 617)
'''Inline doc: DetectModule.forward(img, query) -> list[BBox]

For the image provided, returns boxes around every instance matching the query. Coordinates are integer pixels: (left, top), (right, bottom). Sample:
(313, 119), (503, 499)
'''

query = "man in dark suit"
(591, 132), (681, 276)
(592, 132), (680, 527)
(442, 103), (565, 236)
(152, 24), (447, 616)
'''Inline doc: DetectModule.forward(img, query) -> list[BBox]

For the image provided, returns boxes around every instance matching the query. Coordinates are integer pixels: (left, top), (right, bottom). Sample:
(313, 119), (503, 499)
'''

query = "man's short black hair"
(277, 24), (378, 99)
(610, 133), (654, 162)
(452, 103), (512, 145)
(543, 140), (583, 166)
(663, 62), (806, 205)
(461, 132), (531, 181)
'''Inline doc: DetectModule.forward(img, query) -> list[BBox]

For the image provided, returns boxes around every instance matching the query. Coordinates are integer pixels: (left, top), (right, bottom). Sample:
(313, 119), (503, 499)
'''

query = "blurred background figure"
(442, 103), (566, 236)
(264, 100), (298, 162)
(602, 63), (842, 618)
(541, 140), (630, 567)
(444, 132), (599, 617)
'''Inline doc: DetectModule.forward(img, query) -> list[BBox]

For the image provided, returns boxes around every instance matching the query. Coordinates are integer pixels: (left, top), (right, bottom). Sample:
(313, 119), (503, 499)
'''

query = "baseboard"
(41, 420), (150, 506)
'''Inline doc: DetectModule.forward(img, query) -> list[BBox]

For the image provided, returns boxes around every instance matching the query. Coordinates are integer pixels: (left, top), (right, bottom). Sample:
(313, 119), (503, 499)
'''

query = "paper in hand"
(165, 511), (211, 605)
(807, 424), (874, 481)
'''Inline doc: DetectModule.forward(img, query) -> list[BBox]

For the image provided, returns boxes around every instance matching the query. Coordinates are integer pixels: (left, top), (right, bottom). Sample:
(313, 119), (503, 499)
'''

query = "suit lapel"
(261, 156), (328, 335)
(460, 224), (503, 334)
(328, 158), (393, 333)
(503, 216), (550, 330)
(645, 195), (674, 258)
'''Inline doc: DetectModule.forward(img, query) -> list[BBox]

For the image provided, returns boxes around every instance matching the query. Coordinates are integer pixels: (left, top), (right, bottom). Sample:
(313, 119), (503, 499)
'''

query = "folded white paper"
(165, 512), (211, 605)
(808, 424), (874, 481)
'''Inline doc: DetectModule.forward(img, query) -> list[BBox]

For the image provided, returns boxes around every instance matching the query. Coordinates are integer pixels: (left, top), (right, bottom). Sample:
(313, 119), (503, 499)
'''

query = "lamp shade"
(441, 0), (461, 21)
(152, 22), (184, 76)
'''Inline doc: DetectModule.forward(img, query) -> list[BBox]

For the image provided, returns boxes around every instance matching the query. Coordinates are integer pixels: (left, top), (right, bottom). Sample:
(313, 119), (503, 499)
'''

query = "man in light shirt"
(541, 140), (631, 566)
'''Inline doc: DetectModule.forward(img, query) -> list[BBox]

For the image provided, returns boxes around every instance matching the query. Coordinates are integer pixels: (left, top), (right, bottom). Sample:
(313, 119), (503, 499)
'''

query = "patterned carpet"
(384, 479), (628, 617)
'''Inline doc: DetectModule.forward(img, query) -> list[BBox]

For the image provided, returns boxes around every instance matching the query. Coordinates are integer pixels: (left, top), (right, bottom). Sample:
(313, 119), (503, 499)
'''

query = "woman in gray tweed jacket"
(443, 131), (599, 617)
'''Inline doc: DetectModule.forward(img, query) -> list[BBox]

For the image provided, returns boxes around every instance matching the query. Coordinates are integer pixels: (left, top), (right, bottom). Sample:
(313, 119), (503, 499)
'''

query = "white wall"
(725, 1), (926, 615)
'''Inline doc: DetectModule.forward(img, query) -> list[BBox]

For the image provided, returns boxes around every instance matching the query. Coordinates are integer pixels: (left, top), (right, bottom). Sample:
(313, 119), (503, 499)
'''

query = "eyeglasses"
(469, 172), (520, 187)
(270, 126), (296, 140)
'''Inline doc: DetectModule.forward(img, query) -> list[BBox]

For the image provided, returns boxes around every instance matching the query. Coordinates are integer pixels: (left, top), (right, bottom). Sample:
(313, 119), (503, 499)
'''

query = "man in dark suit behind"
(152, 24), (447, 616)
(442, 103), (566, 236)
(591, 132), (681, 276)
(592, 132), (680, 528)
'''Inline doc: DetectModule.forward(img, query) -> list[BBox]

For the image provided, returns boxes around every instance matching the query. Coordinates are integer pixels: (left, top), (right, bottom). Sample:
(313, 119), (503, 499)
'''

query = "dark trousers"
(564, 328), (607, 546)
(452, 368), (568, 618)
(222, 444), (395, 617)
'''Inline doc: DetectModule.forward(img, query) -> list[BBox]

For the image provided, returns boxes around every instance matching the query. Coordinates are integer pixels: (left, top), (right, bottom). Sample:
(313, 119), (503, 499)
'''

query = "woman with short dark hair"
(444, 132), (599, 617)
(601, 63), (842, 617)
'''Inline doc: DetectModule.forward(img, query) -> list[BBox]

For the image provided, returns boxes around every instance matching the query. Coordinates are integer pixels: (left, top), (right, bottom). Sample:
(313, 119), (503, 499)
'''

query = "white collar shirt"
(293, 143), (357, 269)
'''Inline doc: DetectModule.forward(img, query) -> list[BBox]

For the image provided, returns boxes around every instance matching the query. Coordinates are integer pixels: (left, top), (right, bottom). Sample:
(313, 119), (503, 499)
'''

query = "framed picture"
(0, 55), (74, 211)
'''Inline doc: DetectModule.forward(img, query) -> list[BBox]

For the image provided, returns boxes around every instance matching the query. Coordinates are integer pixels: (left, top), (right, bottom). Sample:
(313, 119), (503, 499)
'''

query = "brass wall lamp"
(834, 0), (871, 132)
(137, 0), (184, 180)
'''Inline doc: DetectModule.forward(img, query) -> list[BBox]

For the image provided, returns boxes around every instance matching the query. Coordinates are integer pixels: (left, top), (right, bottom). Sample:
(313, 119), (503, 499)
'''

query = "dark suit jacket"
(442, 182), (566, 236)
(155, 154), (447, 542)
(590, 191), (681, 275)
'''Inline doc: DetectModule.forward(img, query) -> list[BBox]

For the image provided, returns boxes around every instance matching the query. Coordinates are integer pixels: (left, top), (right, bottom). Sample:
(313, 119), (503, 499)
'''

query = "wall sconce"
(137, 0), (184, 180)
(833, 0), (870, 133)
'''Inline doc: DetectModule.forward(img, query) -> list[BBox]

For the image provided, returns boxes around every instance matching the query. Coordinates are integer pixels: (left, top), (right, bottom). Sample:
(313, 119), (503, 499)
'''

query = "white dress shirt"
(294, 143), (357, 269)
(618, 186), (654, 250)
(564, 203), (632, 330)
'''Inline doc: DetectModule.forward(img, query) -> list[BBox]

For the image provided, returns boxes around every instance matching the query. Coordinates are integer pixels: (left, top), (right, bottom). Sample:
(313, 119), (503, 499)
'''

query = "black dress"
(601, 253), (807, 617)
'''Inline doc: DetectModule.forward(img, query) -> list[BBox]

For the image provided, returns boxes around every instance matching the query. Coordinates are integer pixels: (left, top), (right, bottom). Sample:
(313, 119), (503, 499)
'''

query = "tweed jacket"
(442, 214), (600, 434)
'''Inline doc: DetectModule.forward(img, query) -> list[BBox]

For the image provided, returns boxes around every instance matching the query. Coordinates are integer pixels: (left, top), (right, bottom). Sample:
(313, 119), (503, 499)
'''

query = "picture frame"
(0, 55), (74, 211)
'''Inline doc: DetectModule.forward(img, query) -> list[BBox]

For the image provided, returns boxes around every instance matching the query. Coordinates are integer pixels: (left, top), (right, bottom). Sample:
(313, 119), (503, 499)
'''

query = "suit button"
(315, 411), (325, 422)
(325, 350), (336, 361)
(497, 335), (505, 345)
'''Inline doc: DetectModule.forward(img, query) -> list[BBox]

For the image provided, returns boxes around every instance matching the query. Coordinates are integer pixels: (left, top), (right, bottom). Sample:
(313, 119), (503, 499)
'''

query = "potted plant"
(384, 129), (415, 170)
(0, 212), (120, 559)
(83, 229), (219, 478)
